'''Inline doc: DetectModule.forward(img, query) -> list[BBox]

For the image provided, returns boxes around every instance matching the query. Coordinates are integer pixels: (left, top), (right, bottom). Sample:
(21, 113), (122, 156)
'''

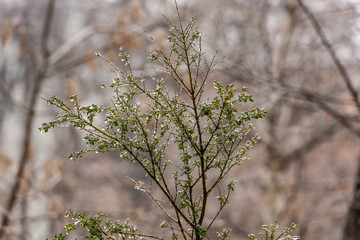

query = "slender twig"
(297, 0), (360, 112)
(126, 177), (177, 223)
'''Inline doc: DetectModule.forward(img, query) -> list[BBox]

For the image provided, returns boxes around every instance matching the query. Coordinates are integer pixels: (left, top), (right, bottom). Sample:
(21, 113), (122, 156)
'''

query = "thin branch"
(293, 86), (360, 137)
(48, 25), (98, 66)
(297, 0), (360, 112)
(126, 177), (178, 223)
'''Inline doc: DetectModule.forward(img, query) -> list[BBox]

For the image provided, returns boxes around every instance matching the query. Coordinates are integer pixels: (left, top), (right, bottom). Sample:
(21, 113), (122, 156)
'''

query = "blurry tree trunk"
(0, 0), (56, 237)
(265, 2), (297, 217)
(343, 156), (360, 240)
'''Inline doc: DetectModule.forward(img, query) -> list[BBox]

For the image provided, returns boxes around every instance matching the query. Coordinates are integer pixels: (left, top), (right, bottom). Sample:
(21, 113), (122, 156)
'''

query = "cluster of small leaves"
(248, 220), (300, 240)
(39, 95), (115, 159)
(216, 228), (231, 240)
(41, 5), (269, 240)
(47, 209), (162, 240)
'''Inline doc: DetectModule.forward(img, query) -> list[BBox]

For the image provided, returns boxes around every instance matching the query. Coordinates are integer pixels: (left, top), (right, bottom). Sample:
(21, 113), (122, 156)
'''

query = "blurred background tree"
(0, 0), (359, 239)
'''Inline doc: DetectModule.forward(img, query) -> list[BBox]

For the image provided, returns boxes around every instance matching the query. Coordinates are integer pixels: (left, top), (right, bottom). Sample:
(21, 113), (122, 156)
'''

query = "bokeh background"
(1, 0), (360, 239)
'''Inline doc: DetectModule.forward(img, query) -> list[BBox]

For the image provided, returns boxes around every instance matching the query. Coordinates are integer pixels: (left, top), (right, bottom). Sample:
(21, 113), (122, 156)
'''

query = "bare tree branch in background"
(296, 0), (360, 112)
